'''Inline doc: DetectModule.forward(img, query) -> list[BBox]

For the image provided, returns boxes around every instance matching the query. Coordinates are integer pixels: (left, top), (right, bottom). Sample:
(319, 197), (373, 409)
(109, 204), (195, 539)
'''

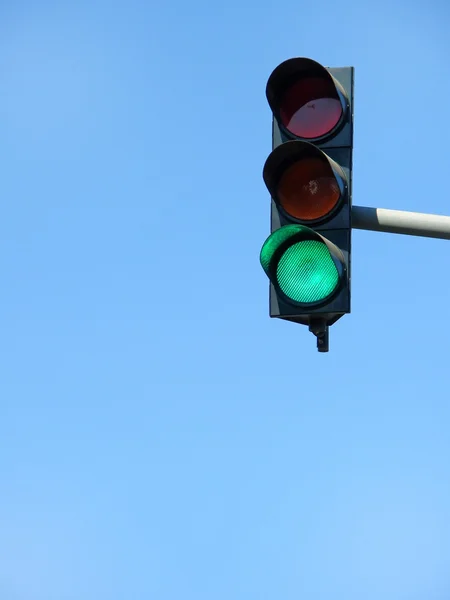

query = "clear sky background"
(1, 1), (450, 599)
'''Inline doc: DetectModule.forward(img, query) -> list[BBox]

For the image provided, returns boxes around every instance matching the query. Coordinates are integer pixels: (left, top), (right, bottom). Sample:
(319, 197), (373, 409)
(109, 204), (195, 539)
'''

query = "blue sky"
(1, 1), (450, 598)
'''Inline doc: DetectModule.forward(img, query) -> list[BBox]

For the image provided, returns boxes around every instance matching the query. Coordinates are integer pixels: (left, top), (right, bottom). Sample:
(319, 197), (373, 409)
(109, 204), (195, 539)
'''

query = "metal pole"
(352, 205), (450, 240)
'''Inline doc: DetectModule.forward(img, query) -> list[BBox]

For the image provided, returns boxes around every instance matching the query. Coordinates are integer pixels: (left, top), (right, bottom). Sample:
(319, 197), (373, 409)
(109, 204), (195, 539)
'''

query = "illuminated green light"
(276, 240), (339, 303)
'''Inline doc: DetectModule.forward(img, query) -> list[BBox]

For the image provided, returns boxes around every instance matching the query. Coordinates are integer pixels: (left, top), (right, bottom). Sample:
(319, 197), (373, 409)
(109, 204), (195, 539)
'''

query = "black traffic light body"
(261, 59), (354, 340)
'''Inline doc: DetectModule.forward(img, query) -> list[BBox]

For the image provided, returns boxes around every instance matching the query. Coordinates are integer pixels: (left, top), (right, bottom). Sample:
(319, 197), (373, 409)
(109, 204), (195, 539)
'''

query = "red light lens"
(279, 77), (342, 139)
(277, 157), (341, 222)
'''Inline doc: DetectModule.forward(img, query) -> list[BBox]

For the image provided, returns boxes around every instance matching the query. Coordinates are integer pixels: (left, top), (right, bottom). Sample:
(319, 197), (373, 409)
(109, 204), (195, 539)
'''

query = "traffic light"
(260, 58), (354, 352)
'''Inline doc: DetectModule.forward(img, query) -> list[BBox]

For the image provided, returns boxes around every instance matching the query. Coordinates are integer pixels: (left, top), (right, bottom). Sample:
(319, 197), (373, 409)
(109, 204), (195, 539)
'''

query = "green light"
(276, 240), (339, 303)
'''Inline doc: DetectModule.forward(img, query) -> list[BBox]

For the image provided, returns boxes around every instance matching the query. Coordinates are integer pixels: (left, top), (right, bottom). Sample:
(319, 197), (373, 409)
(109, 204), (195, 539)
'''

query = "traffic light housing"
(260, 58), (354, 352)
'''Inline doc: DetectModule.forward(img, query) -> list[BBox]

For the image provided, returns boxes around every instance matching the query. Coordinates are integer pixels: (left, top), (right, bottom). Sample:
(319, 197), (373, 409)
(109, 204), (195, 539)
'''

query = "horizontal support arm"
(352, 205), (450, 240)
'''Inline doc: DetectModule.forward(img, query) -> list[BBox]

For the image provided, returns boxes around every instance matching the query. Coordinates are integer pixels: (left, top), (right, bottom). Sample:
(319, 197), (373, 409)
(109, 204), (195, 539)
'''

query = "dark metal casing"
(265, 61), (354, 327)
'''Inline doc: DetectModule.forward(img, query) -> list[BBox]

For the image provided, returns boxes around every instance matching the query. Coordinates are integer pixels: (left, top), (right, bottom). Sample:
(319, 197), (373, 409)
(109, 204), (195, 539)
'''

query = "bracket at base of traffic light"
(259, 57), (354, 353)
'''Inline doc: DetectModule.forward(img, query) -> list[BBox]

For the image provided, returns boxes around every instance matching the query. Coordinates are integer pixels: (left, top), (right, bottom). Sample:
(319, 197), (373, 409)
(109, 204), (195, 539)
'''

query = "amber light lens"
(277, 157), (341, 222)
(279, 76), (343, 139)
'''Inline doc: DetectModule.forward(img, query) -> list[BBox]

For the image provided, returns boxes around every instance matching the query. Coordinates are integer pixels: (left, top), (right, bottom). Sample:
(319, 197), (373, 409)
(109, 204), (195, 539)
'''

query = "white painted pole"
(352, 206), (450, 240)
